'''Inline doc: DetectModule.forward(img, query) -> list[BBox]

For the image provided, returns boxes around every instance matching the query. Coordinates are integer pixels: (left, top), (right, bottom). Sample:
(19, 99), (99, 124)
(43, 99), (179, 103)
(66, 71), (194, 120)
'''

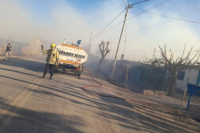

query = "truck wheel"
(62, 68), (65, 72)
(74, 71), (77, 76)
(77, 71), (81, 77)
(54, 68), (59, 73)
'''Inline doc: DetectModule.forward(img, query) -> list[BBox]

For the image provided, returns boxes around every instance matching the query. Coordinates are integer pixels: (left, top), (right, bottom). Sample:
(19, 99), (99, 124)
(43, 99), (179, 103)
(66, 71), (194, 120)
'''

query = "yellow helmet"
(50, 43), (56, 48)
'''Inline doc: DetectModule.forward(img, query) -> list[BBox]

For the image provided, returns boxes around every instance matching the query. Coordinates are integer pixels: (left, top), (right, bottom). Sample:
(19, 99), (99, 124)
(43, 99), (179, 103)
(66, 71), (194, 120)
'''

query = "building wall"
(176, 69), (199, 90)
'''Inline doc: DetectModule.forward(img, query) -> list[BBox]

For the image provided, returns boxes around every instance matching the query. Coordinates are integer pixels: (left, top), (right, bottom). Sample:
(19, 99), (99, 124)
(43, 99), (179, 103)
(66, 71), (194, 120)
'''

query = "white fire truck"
(56, 41), (88, 77)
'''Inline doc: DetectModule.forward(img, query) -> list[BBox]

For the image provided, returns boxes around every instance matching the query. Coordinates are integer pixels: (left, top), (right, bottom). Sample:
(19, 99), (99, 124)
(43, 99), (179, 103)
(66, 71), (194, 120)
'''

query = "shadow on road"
(0, 67), (39, 77)
(0, 56), (81, 78)
(0, 97), (84, 133)
(0, 56), (45, 72)
(97, 95), (200, 133)
(2, 74), (199, 132)
(0, 56), (199, 132)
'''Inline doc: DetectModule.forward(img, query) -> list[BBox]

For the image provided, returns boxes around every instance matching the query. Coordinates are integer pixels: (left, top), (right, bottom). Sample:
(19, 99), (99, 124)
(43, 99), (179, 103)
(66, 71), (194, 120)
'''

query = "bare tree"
(98, 41), (110, 72)
(159, 44), (200, 97)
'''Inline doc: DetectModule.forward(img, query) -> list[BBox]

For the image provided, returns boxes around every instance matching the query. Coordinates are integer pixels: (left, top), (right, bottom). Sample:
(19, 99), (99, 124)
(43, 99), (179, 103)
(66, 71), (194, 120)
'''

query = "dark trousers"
(43, 63), (56, 77)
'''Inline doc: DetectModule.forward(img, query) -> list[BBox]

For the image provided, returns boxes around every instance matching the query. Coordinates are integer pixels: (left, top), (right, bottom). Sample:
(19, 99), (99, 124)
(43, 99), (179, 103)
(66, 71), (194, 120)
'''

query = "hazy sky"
(0, 0), (200, 61)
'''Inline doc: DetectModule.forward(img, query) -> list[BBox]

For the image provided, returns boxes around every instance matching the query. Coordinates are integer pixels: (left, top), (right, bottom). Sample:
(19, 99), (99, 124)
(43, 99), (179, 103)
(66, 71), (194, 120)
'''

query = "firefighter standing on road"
(41, 43), (59, 79)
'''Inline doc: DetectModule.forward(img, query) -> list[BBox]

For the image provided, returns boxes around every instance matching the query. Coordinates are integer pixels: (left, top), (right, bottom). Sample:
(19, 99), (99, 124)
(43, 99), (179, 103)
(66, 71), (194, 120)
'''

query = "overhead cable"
(127, 0), (169, 21)
(126, 8), (200, 37)
(126, 18), (200, 40)
(99, 0), (169, 36)
(135, 7), (200, 24)
(122, 0), (128, 6)
(82, 8), (126, 44)
(131, 0), (149, 6)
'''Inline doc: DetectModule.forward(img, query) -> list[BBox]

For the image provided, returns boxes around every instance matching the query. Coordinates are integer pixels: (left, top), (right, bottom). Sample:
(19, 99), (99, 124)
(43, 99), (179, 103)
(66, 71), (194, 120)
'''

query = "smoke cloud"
(0, 0), (199, 60)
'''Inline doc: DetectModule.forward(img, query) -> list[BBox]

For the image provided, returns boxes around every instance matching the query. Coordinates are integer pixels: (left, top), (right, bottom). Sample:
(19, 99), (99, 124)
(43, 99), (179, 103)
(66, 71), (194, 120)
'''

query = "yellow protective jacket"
(43, 49), (59, 65)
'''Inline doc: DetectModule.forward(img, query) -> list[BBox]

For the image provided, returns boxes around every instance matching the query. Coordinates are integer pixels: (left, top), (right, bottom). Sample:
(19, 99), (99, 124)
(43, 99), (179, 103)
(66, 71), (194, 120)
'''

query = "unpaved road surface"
(0, 56), (200, 133)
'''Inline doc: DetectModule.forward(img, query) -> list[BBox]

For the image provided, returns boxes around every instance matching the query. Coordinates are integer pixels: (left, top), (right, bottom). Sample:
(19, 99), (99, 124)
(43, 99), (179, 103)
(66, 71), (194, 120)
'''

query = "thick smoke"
(0, 0), (200, 61)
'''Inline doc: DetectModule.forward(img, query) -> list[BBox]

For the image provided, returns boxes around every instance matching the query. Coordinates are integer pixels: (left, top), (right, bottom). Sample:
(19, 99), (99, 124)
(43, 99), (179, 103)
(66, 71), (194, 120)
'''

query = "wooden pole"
(126, 65), (129, 89)
(179, 86), (188, 113)
(179, 69), (191, 113)
(111, 5), (130, 77)
(88, 32), (92, 55)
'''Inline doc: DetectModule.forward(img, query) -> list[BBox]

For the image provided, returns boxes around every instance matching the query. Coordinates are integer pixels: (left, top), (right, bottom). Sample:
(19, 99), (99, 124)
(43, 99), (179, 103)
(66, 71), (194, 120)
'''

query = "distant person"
(5, 43), (12, 61)
(41, 43), (59, 80)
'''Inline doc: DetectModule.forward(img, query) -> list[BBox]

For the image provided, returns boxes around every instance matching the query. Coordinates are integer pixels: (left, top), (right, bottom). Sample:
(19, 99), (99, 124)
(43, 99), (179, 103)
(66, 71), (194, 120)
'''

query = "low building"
(176, 69), (200, 90)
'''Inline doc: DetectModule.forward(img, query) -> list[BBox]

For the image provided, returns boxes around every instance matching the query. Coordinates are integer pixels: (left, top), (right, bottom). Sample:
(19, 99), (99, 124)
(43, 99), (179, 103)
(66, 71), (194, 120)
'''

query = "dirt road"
(0, 56), (200, 133)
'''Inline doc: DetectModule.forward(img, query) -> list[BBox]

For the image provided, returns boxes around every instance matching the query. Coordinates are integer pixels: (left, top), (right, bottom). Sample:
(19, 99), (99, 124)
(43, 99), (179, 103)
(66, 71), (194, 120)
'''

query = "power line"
(135, 6), (200, 24)
(127, 0), (169, 21)
(84, 0), (151, 45)
(105, 6), (200, 41)
(130, 0), (149, 6)
(126, 18), (200, 40)
(82, 8), (126, 44)
(126, 7), (200, 37)
(91, 7), (127, 35)
(101, 1), (200, 39)
(124, 7), (200, 39)
(83, 1), (200, 45)
(92, 8), (126, 39)
(97, 0), (169, 37)
(112, 0), (150, 76)
(122, 0), (128, 6)
(101, 5), (200, 38)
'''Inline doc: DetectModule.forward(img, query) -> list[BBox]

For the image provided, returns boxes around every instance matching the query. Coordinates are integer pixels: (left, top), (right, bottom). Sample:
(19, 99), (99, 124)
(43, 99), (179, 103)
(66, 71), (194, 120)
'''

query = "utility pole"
(111, 0), (149, 77)
(89, 32), (92, 54)
(111, 4), (131, 76)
